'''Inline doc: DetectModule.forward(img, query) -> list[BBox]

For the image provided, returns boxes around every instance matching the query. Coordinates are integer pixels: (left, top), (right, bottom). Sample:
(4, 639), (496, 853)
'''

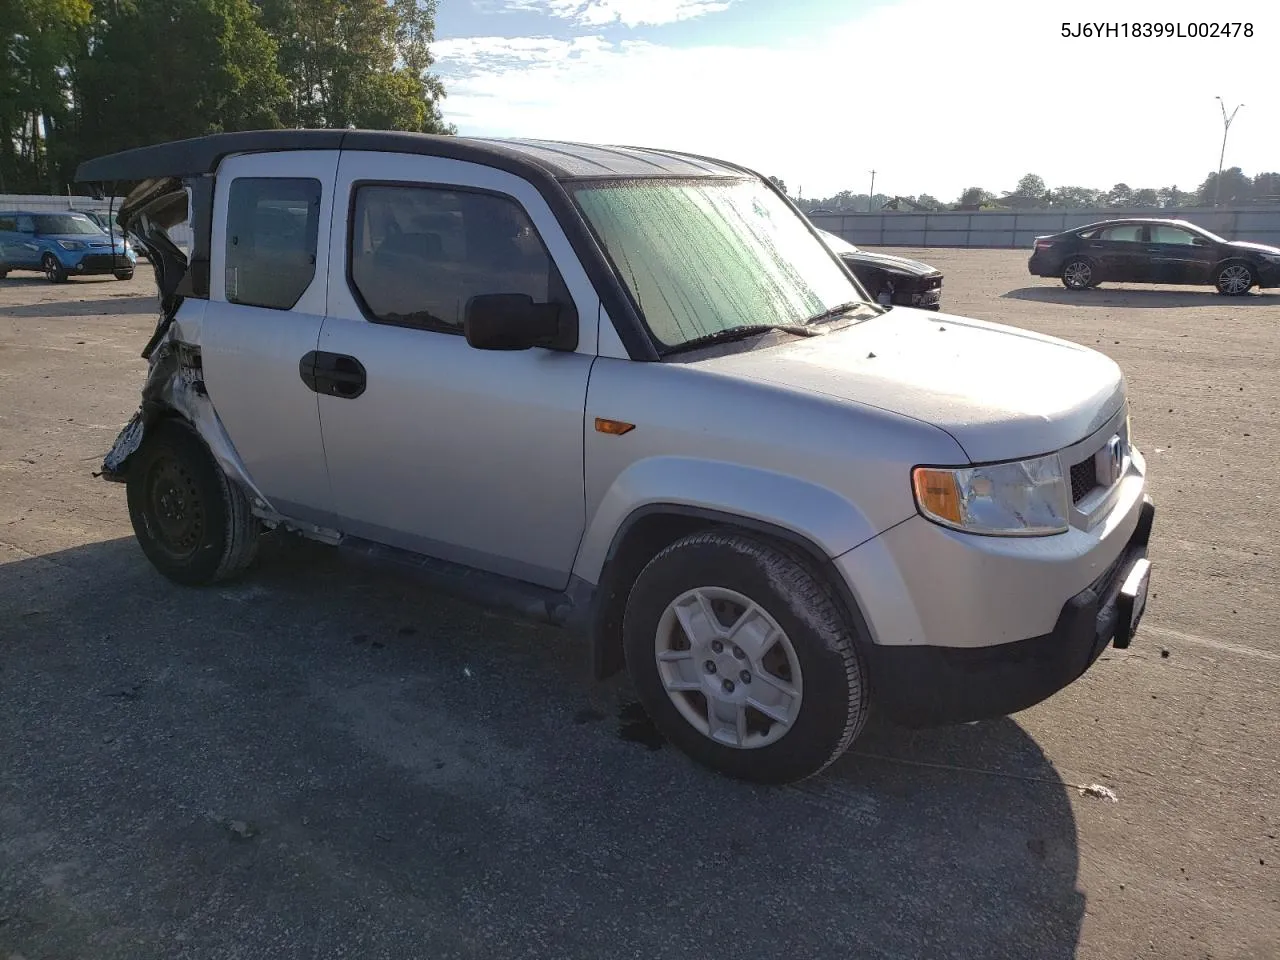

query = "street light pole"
(1214, 96), (1244, 208)
(867, 170), (877, 212)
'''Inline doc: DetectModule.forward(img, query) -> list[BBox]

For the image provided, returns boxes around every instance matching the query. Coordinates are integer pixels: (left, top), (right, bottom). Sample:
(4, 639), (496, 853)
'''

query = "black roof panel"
(74, 129), (744, 184)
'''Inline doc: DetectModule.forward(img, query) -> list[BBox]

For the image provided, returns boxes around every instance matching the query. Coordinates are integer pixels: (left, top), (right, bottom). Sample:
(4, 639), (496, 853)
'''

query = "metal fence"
(809, 206), (1280, 250)
(0, 193), (193, 250)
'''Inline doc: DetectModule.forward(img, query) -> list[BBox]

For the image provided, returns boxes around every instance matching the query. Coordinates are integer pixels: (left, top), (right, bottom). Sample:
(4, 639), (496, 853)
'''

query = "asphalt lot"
(2, 253), (1278, 960)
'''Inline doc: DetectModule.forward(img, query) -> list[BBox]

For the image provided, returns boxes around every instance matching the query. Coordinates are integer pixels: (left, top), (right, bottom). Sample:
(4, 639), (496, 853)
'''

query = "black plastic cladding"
(77, 130), (776, 362)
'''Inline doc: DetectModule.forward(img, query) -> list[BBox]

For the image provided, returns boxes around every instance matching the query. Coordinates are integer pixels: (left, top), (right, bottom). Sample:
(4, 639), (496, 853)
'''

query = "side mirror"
(1191, 236), (1210, 246)
(464, 293), (577, 352)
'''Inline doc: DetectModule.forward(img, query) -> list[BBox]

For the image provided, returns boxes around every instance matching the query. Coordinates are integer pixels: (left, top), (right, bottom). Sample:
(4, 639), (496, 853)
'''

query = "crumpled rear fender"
(100, 333), (274, 515)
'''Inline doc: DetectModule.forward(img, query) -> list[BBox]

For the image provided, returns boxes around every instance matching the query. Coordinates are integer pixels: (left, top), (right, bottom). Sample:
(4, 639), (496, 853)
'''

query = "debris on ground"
(1079, 783), (1119, 802)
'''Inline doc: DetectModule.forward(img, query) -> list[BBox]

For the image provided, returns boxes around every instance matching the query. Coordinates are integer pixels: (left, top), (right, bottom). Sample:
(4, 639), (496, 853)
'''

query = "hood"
(695, 309), (1125, 463)
(1224, 239), (1280, 256)
(840, 250), (940, 278)
(43, 232), (125, 246)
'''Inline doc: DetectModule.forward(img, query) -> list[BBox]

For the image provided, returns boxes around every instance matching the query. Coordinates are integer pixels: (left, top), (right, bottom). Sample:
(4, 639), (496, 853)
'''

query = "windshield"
(34, 213), (105, 236)
(571, 178), (864, 350)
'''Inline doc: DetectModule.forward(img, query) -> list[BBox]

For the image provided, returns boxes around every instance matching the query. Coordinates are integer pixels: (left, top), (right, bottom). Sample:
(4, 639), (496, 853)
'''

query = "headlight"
(56, 240), (85, 250)
(912, 453), (1071, 536)
(1261, 254), (1280, 264)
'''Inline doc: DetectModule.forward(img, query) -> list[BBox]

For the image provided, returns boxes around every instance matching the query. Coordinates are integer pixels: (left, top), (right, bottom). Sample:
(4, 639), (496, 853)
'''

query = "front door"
(11, 215), (40, 267)
(316, 151), (600, 590)
(197, 150), (340, 523)
(1146, 223), (1217, 284)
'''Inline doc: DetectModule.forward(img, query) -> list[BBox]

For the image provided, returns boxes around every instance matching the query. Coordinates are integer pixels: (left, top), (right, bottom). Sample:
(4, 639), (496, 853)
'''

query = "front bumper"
(63, 250), (136, 274)
(868, 495), (1155, 726)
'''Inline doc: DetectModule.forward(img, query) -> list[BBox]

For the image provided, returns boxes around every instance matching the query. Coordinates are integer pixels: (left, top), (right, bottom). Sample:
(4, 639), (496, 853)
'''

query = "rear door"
(1146, 223), (1216, 284)
(316, 151), (599, 590)
(197, 150), (339, 524)
(1090, 223), (1149, 282)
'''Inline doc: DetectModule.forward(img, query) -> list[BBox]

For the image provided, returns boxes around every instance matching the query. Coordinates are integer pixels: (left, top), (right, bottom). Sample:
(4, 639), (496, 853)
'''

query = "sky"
(433, 0), (1278, 202)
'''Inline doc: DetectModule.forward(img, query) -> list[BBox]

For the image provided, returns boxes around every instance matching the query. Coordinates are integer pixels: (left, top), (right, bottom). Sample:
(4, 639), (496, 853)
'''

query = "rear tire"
(622, 530), (869, 784)
(1215, 261), (1254, 296)
(1061, 257), (1096, 290)
(125, 419), (260, 586)
(42, 253), (67, 284)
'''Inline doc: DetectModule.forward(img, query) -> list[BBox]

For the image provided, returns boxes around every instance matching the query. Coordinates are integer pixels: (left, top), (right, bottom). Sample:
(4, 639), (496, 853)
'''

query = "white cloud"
(437, 0), (1279, 199)
(483, 0), (735, 27)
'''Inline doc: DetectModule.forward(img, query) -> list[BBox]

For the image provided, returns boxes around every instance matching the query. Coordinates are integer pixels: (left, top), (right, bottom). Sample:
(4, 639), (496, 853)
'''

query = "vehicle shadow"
(1003, 284), (1280, 308)
(0, 535), (1084, 959)
(0, 295), (155, 318)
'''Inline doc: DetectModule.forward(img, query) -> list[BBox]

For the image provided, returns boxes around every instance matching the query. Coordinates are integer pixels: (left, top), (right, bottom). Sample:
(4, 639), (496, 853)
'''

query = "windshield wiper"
(803, 300), (883, 325)
(662, 322), (826, 356)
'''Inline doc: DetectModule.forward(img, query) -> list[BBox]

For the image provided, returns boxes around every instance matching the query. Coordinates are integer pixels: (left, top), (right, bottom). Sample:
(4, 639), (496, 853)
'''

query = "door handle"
(299, 350), (367, 399)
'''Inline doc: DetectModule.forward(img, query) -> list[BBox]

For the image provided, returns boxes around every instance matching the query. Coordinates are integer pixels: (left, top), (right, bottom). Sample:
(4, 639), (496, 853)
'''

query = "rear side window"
(348, 183), (566, 333)
(0, 216), (16, 231)
(1100, 224), (1144, 242)
(225, 177), (321, 310)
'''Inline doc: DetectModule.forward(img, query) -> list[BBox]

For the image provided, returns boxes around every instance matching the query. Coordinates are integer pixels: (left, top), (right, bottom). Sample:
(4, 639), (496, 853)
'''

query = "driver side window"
(348, 183), (570, 333)
(1150, 225), (1196, 245)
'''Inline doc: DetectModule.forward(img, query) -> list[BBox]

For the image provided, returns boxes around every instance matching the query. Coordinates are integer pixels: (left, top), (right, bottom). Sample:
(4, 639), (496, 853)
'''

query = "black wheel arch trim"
(582, 502), (878, 680)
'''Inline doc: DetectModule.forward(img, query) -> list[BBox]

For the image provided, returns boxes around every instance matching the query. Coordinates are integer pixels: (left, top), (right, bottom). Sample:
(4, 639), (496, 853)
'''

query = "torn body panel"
(101, 329), (273, 515)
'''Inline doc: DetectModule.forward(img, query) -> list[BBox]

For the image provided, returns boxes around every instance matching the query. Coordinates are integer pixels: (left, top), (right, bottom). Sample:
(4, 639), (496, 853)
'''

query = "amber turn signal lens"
(595, 417), (635, 436)
(912, 467), (963, 525)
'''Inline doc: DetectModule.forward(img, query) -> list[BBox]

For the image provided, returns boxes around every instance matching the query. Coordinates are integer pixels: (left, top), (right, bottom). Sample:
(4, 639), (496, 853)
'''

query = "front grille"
(1070, 458), (1099, 503)
(79, 254), (128, 271)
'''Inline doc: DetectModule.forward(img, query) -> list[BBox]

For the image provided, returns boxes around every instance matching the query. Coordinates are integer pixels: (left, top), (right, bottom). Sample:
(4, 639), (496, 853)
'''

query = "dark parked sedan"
(1028, 218), (1280, 296)
(818, 229), (944, 310)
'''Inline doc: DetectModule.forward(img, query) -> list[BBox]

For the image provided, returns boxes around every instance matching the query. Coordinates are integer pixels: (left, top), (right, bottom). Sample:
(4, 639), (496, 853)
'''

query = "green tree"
(767, 175), (787, 195)
(1157, 185), (1191, 208)
(1196, 167), (1251, 206)
(1049, 186), (1101, 208)
(77, 0), (289, 162)
(259, 0), (452, 133)
(1254, 172), (1280, 200)
(0, 0), (92, 191)
(1131, 188), (1160, 208)
(1106, 183), (1134, 207)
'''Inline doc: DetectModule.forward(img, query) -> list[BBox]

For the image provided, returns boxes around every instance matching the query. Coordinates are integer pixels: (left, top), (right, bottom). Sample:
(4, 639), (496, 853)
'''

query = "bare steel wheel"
(623, 530), (869, 783)
(1061, 257), (1094, 290)
(125, 418), (260, 585)
(1215, 261), (1254, 296)
(655, 586), (803, 749)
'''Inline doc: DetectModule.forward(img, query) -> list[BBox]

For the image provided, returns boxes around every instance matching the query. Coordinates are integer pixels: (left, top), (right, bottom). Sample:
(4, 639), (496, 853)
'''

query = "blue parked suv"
(0, 210), (136, 282)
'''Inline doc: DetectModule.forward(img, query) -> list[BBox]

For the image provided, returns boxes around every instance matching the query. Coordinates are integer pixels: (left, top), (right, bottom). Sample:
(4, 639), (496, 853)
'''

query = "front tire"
(42, 253), (67, 283)
(114, 270), (134, 281)
(1061, 257), (1096, 290)
(126, 419), (260, 586)
(1215, 261), (1254, 296)
(623, 531), (869, 784)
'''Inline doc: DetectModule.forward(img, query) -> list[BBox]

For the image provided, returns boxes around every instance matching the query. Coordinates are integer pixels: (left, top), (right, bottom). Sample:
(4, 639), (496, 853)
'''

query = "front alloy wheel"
(655, 586), (803, 749)
(42, 253), (67, 283)
(1216, 262), (1254, 296)
(622, 531), (869, 783)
